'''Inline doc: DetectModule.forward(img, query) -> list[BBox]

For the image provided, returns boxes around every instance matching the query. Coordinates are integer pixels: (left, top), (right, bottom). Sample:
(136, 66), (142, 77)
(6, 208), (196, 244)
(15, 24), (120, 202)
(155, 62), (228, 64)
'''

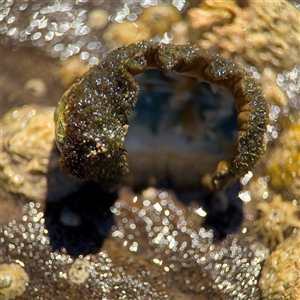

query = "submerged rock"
(1, 188), (266, 299)
(111, 187), (264, 299)
(1, 199), (166, 299)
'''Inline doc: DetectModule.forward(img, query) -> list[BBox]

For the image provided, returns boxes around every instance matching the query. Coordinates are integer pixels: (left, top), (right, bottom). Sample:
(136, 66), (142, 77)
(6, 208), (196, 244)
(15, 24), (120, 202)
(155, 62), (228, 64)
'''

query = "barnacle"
(255, 195), (300, 250)
(0, 263), (29, 300)
(59, 57), (88, 88)
(139, 4), (182, 35)
(55, 41), (268, 191)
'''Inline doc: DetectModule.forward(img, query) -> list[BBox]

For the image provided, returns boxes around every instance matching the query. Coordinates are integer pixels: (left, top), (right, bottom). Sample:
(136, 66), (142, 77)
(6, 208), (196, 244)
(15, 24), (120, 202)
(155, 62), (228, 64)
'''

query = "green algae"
(55, 41), (268, 190)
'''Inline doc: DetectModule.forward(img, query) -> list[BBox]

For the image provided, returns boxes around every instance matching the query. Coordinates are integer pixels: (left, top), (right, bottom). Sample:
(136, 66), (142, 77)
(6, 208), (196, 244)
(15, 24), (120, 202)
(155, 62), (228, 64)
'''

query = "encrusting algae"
(54, 41), (268, 191)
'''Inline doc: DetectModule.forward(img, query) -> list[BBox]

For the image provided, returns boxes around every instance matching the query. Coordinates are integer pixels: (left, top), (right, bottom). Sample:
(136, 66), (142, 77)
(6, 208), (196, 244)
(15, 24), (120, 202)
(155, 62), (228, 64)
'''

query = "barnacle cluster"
(265, 122), (300, 199)
(188, 1), (299, 70)
(0, 105), (82, 202)
(54, 41), (268, 191)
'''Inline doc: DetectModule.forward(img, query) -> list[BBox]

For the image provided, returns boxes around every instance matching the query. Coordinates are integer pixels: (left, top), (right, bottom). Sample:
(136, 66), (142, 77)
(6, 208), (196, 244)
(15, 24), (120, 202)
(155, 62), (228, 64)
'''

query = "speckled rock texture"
(1, 188), (265, 299)
(1, 1), (299, 300)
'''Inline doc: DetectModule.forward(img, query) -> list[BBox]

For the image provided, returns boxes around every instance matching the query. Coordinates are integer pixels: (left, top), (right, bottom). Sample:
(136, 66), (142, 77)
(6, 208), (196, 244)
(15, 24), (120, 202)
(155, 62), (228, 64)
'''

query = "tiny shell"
(68, 258), (90, 285)
(24, 78), (47, 97)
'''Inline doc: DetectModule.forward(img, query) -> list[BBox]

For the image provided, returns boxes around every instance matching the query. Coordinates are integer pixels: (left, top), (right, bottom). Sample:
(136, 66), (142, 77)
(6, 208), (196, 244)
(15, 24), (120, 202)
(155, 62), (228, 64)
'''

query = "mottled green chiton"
(55, 41), (268, 190)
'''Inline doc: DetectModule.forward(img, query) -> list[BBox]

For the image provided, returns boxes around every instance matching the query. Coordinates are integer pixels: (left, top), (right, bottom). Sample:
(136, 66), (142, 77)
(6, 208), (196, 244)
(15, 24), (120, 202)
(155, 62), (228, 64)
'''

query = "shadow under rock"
(176, 181), (243, 240)
(202, 182), (243, 240)
(45, 181), (117, 257)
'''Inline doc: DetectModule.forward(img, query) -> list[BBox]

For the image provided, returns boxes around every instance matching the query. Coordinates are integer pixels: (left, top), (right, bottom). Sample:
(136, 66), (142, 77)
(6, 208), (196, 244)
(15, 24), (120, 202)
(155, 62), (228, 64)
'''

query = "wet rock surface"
(1, 187), (265, 299)
(1, 1), (300, 299)
(111, 187), (264, 299)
